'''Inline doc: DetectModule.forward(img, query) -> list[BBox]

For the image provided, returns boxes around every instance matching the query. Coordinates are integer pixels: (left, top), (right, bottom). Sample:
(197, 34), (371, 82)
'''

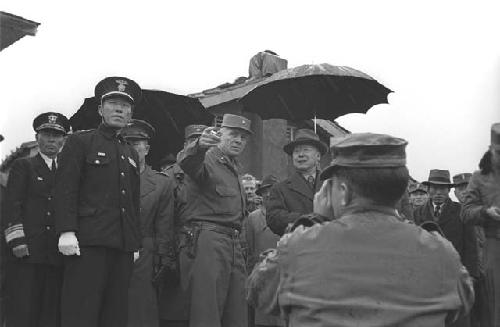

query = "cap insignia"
(116, 79), (128, 92)
(48, 114), (58, 124)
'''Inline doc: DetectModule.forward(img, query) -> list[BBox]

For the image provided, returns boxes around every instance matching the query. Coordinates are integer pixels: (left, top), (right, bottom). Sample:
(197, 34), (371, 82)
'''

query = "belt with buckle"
(191, 221), (240, 237)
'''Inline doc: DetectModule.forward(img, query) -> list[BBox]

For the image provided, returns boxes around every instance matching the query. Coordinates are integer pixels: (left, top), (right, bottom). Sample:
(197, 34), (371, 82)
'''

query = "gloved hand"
(12, 244), (29, 258)
(133, 251), (140, 262)
(58, 231), (80, 256)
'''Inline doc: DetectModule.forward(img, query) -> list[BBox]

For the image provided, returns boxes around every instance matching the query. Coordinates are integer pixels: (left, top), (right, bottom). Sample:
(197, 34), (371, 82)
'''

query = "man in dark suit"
(3, 112), (70, 327)
(413, 169), (477, 327)
(266, 129), (328, 236)
(54, 77), (142, 327)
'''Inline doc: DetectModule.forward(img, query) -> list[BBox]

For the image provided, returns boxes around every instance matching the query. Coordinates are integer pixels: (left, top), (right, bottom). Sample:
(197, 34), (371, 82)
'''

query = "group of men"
(1, 74), (500, 327)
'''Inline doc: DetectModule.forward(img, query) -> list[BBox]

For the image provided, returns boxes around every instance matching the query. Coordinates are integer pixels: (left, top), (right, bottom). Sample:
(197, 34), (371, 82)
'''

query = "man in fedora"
(3, 112), (70, 327)
(462, 122), (500, 327)
(163, 114), (251, 327)
(248, 133), (473, 326)
(266, 129), (328, 236)
(243, 174), (284, 327)
(414, 169), (477, 327)
(54, 77), (142, 327)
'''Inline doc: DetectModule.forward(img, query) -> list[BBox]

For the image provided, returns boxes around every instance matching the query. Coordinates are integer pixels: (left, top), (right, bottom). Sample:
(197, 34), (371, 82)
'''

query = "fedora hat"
(283, 129), (328, 155)
(422, 169), (454, 187)
(255, 174), (279, 196)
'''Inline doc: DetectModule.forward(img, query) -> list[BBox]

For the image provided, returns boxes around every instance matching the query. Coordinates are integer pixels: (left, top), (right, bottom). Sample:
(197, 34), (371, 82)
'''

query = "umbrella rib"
(277, 93), (295, 121)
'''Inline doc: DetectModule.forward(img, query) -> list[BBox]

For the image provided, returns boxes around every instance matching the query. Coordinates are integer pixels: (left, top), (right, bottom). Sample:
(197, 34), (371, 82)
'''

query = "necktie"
(434, 204), (441, 218)
(307, 175), (315, 189)
(51, 159), (57, 171)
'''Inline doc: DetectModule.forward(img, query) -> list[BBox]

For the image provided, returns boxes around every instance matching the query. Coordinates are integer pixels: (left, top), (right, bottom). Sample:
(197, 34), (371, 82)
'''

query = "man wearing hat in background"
(408, 182), (428, 210)
(3, 112), (70, 327)
(266, 129), (328, 236)
(54, 77), (142, 327)
(414, 169), (477, 327)
(247, 133), (474, 326)
(243, 174), (284, 327)
(158, 124), (207, 326)
(454, 172), (485, 327)
(462, 122), (500, 327)
(121, 119), (176, 327)
(165, 114), (251, 327)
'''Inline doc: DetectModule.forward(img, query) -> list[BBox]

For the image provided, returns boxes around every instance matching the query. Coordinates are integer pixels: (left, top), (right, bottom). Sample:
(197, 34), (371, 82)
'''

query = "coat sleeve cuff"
(4, 223), (27, 248)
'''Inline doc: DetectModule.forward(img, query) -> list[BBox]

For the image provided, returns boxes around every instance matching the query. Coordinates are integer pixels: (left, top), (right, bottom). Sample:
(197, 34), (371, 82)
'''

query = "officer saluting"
(3, 112), (70, 327)
(54, 77), (142, 327)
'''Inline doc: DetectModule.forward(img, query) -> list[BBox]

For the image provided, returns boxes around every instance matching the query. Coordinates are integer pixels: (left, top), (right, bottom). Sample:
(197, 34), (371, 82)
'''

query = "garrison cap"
(491, 123), (500, 150)
(453, 173), (472, 186)
(120, 119), (155, 140)
(221, 114), (253, 134)
(185, 124), (207, 139)
(320, 133), (407, 180)
(33, 112), (70, 135)
(422, 169), (453, 186)
(283, 129), (328, 156)
(95, 76), (142, 104)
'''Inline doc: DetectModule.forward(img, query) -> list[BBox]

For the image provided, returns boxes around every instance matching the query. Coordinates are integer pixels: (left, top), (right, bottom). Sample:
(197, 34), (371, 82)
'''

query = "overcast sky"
(1, 0), (499, 182)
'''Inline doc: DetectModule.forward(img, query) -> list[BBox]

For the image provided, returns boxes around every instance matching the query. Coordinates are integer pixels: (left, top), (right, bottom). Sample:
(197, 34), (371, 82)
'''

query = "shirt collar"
(39, 152), (56, 170)
(98, 123), (121, 140)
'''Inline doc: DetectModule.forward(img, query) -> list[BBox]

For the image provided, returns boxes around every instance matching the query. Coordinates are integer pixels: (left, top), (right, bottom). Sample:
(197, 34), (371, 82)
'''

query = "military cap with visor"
(33, 112), (70, 135)
(422, 169), (454, 187)
(120, 119), (155, 140)
(221, 114), (253, 134)
(185, 124), (207, 139)
(452, 173), (472, 186)
(95, 76), (142, 105)
(283, 128), (328, 156)
(255, 174), (279, 196)
(320, 133), (408, 180)
(408, 183), (428, 194)
(491, 122), (500, 150)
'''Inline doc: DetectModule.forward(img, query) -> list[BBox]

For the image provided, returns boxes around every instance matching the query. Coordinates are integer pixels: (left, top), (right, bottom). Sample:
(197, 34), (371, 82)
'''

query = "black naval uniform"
(3, 153), (63, 327)
(54, 123), (141, 327)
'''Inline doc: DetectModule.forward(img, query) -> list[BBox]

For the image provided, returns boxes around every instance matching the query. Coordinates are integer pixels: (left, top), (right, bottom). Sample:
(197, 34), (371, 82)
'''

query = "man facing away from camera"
(247, 133), (474, 327)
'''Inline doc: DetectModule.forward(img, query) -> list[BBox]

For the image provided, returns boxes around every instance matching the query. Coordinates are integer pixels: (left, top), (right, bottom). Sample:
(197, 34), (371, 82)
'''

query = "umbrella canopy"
(239, 63), (392, 121)
(70, 89), (213, 169)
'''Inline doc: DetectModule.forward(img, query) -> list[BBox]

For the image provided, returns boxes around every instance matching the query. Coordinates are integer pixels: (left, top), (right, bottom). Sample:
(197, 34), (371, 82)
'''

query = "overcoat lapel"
(287, 172), (314, 200)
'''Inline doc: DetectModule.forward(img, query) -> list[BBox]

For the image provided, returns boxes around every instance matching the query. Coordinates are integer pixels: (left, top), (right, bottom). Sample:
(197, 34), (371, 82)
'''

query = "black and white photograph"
(0, 1), (499, 326)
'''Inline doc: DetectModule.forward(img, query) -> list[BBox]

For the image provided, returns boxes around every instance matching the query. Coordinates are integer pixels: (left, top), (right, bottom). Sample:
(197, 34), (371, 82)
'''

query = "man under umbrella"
(266, 129), (328, 236)
(247, 133), (474, 326)
(54, 77), (142, 327)
(121, 119), (176, 327)
(3, 112), (70, 327)
(163, 114), (250, 327)
(462, 123), (500, 327)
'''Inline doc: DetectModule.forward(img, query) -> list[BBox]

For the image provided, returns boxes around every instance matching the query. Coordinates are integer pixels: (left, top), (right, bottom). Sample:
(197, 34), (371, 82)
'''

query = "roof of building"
(0, 11), (40, 51)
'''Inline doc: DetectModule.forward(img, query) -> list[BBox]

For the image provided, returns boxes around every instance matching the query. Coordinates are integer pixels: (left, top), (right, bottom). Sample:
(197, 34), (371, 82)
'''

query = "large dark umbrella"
(240, 63), (392, 128)
(70, 90), (213, 169)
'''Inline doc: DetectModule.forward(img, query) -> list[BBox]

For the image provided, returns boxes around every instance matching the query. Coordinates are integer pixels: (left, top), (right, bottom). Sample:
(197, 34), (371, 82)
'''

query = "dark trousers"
(60, 247), (133, 327)
(160, 228), (247, 327)
(5, 261), (62, 327)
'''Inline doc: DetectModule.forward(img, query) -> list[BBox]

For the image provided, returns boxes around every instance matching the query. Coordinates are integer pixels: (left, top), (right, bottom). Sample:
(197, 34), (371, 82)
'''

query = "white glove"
(58, 231), (80, 256)
(133, 251), (140, 262)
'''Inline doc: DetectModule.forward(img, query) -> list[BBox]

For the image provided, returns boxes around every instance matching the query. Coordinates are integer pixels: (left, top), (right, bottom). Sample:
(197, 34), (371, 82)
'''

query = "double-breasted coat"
(266, 171), (321, 236)
(3, 153), (63, 327)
